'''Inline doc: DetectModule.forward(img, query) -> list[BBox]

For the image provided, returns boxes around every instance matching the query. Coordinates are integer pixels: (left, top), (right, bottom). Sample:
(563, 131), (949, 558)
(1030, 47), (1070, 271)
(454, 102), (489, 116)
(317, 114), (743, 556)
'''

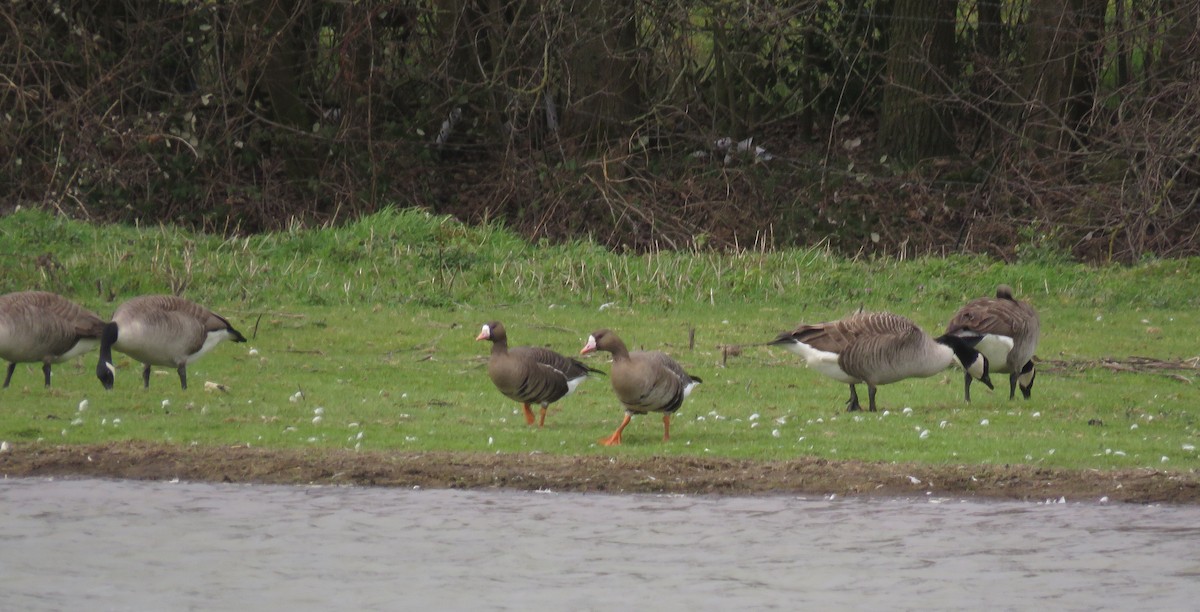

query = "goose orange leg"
(521, 403), (536, 425)
(662, 414), (671, 442)
(538, 405), (548, 428)
(599, 413), (632, 446)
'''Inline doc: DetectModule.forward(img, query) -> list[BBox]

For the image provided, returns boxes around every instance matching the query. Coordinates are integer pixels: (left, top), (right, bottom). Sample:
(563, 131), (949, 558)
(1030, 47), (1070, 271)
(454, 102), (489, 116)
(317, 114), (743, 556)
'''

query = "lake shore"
(3, 441), (1197, 504)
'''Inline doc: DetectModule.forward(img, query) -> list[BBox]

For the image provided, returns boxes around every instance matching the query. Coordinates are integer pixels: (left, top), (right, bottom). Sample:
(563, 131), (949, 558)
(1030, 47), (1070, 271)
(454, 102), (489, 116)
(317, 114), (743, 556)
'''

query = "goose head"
(937, 330), (994, 390)
(1017, 359), (1036, 398)
(580, 329), (617, 355)
(475, 321), (506, 343)
(96, 322), (119, 390)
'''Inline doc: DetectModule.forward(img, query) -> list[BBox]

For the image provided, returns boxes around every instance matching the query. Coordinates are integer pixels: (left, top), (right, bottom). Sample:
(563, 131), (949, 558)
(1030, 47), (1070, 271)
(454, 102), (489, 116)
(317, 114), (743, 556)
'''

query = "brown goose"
(476, 321), (603, 427)
(96, 295), (246, 390)
(580, 329), (701, 446)
(0, 291), (106, 388)
(946, 284), (1040, 401)
(769, 310), (992, 412)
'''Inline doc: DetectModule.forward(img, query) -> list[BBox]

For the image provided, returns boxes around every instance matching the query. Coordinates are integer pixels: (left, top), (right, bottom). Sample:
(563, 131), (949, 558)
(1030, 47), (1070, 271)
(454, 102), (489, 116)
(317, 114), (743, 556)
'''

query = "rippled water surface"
(3, 478), (1200, 610)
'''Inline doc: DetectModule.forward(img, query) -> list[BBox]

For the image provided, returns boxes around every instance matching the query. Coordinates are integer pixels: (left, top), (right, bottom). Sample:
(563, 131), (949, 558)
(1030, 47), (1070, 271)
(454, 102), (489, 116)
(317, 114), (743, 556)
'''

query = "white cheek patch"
(967, 356), (987, 380)
(480, 324), (490, 338)
(1018, 369), (1036, 387)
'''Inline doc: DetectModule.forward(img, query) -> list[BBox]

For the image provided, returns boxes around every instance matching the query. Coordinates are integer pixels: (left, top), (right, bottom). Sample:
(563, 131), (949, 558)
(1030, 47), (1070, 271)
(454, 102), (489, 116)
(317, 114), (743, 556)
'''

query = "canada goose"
(946, 284), (1040, 401)
(769, 310), (992, 412)
(580, 329), (701, 445)
(96, 295), (246, 390)
(0, 291), (106, 388)
(476, 321), (603, 427)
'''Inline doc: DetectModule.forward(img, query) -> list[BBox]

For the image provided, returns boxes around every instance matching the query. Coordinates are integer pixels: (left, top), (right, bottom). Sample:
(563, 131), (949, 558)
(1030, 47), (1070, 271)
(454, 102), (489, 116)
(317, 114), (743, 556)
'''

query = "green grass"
(1, 208), (1198, 472)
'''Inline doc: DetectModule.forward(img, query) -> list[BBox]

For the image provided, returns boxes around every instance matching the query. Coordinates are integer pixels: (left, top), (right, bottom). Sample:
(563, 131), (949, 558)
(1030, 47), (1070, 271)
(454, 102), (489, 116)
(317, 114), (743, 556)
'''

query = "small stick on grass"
(721, 344), (743, 367)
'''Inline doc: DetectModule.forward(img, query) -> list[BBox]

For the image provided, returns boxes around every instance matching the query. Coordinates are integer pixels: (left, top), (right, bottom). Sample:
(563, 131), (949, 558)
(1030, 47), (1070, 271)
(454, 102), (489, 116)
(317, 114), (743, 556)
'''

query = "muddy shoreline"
(2, 441), (1197, 504)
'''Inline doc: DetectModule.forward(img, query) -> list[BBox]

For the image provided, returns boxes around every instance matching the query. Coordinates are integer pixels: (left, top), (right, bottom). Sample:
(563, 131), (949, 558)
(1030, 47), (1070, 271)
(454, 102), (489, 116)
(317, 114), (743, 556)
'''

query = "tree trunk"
(1155, 0), (1200, 96)
(879, 0), (958, 162)
(969, 0), (1007, 154)
(977, 0), (1003, 58)
(232, 0), (317, 177)
(561, 0), (641, 150)
(1020, 0), (1107, 154)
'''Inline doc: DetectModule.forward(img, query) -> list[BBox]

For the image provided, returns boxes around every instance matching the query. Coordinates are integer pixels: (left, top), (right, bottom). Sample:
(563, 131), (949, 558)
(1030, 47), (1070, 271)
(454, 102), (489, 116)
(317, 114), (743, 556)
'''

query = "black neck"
(935, 332), (981, 368)
(98, 322), (118, 359)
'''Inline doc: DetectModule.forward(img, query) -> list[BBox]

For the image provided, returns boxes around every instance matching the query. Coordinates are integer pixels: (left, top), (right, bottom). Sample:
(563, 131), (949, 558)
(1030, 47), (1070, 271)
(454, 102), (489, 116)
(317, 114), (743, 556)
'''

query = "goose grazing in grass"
(946, 284), (1040, 401)
(96, 295), (246, 390)
(0, 291), (106, 388)
(580, 329), (701, 446)
(476, 321), (603, 427)
(769, 310), (992, 412)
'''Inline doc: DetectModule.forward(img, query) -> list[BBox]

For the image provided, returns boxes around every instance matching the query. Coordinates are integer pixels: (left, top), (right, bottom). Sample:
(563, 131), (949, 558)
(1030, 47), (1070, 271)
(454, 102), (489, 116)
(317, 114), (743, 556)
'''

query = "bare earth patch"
(2, 441), (1198, 503)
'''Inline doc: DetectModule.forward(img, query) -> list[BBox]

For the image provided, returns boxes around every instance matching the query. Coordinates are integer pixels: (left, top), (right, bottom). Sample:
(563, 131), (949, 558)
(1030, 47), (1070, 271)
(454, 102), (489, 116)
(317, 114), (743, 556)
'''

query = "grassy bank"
(1, 208), (1198, 474)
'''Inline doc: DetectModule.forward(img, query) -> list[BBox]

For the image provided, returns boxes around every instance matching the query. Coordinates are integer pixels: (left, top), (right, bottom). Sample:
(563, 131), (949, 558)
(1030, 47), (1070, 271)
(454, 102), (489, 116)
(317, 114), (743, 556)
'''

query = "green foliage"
(3, 208), (1200, 312)
(1016, 225), (1074, 266)
(0, 209), (1198, 472)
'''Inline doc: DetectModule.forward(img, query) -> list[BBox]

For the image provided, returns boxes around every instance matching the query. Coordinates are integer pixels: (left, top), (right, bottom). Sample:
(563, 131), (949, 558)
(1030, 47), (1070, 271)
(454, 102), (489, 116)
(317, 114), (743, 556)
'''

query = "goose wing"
(837, 323), (924, 384)
(775, 311), (912, 353)
(613, 352), (699, 414)
(503, 346), (581, 404)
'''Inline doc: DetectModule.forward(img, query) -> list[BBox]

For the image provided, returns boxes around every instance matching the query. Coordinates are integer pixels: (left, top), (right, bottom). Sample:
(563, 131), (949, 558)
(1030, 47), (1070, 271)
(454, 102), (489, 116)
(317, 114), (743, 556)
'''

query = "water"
(2, 478), (1199, 611)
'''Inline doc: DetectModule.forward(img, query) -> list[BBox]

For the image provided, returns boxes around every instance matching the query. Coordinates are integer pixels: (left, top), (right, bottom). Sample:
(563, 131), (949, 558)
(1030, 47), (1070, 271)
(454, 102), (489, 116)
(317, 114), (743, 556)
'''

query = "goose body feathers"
(477, 321), (602, 427)
(0, 291), (106, 388)
(771, 311), (992, 412)
(581, 329), (701, 445)
(946, 284), (1040, 400)
(97, 295), (246, 390)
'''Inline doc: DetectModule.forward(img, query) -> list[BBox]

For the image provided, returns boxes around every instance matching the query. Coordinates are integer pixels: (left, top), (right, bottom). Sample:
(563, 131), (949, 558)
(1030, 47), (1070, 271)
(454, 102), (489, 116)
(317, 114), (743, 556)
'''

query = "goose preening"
(580, 329), (701, 446)
(476, 321), (603, 427)
(946, 284), (1040, 401)
(0, 291), (106, 388)
(96, 295), (246, 390)
(769, 310), (992, 412)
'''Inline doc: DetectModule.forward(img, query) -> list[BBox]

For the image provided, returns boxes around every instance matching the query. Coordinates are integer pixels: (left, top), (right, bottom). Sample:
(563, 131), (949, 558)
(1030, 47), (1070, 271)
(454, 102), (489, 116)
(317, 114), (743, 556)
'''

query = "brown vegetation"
(3, 441), (1198, 503)
(3, 1), (1199, 261)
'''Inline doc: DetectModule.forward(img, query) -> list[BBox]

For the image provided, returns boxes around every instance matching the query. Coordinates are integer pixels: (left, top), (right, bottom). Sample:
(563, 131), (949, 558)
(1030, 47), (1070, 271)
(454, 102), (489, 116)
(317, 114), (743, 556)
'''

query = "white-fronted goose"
(96, 295), (246, 390)
(769, 310), (992, 412)
(0, 291), (106, 388)
(476, 321), (603, 427)
(946, 284), (1040, 401)
(580, 329), (701, 445)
